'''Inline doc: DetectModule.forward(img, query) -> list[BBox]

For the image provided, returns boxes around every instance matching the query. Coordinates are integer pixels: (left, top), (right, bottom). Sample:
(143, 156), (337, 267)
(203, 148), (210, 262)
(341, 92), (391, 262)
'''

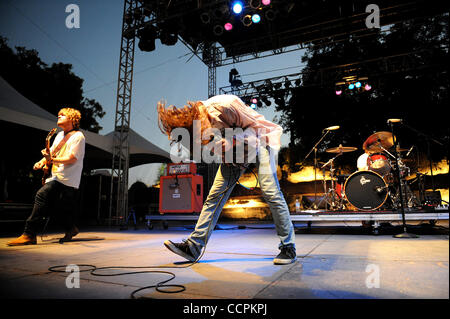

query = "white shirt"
(46, 130), (85, 189)
(201, 95), (283, 151)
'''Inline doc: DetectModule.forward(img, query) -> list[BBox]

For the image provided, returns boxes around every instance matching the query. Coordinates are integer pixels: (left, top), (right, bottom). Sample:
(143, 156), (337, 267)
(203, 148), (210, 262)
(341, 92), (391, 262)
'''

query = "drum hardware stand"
(304, 128), (335, 209)
(319, 153), (345, 211)
(378, 141), (418, 209)
(388, 120), (419, 238)
(397, 121), (445, 199)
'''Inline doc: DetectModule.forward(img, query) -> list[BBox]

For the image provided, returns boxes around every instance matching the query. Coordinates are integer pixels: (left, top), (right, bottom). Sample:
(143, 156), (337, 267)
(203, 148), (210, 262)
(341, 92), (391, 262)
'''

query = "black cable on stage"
(47, 163), (245, 299)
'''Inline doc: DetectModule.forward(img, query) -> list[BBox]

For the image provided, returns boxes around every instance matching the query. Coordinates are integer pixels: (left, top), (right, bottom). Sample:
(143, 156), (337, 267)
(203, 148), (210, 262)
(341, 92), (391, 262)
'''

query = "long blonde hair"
(157, 100), (211, 144)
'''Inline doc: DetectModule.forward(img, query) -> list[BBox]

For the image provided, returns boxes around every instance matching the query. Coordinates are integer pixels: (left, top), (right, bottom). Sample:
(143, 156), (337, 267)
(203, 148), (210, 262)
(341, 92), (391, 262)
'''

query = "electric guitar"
(41, 128), (57, 185)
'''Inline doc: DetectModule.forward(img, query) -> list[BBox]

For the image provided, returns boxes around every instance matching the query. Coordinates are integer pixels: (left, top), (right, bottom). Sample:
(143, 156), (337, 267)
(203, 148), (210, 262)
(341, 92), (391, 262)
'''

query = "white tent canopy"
(0, 76), (171, 168)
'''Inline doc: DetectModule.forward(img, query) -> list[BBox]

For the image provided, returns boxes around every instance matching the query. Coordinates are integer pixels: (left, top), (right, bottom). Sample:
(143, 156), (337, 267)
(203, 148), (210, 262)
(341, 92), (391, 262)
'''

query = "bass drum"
(344, 170), (389, 211)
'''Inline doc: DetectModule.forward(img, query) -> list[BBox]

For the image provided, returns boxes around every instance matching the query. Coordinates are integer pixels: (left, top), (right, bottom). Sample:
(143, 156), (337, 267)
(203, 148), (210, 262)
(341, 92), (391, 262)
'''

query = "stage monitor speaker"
(159, 174), (203, 214)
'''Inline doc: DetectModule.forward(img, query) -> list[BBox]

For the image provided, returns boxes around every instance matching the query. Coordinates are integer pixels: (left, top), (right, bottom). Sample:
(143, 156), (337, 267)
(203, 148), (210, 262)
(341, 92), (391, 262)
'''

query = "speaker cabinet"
(159, 174), (203, 213)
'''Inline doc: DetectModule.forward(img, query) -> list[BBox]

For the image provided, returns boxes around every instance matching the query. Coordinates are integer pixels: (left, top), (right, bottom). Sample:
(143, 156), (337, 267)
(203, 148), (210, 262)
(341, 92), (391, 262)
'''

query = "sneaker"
(164, 240), (200, 262)
(273, 245), (297, 265)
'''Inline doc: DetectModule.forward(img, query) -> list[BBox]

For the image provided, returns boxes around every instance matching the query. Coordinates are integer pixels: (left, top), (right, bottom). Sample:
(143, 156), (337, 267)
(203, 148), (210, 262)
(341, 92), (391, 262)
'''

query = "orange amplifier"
(159, 163), (203, 214)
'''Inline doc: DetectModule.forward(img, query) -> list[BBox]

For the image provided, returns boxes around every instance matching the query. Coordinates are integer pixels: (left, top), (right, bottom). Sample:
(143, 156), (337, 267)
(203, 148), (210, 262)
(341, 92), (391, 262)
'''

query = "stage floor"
(0, 221), (448, 302)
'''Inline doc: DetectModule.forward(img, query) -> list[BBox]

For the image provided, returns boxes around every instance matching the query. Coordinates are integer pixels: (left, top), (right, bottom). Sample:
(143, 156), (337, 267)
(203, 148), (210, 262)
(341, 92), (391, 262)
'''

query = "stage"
(0, 220), (448, 301)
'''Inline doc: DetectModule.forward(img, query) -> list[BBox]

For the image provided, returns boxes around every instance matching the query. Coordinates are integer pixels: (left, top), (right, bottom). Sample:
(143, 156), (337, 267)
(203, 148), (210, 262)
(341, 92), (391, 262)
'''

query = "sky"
(0, 0), (307, 187)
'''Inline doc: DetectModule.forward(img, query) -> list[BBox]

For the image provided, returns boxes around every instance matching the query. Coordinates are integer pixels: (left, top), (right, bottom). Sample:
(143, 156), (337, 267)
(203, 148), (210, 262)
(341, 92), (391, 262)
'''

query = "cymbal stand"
(378, 139), (417, 208)
(319, 152), (344, 211)
(304, 129), (333, 209)
(388, 121), (419, 238)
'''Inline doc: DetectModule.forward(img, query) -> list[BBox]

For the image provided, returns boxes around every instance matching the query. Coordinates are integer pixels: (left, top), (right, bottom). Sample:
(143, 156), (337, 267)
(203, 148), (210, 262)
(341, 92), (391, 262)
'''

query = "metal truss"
(109, 0), (139, 226)
(219, 47), (449, 105)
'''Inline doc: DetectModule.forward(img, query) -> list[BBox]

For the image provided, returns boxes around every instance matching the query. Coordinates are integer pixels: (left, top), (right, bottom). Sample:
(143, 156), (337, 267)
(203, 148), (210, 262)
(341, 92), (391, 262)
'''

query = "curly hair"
(157, 100), (211, 145)
(59, 107), (81, 130)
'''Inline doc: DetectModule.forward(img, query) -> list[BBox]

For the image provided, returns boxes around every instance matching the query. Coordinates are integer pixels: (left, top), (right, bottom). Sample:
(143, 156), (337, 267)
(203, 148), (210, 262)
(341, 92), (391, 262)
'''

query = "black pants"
(24, 180), (78, 236)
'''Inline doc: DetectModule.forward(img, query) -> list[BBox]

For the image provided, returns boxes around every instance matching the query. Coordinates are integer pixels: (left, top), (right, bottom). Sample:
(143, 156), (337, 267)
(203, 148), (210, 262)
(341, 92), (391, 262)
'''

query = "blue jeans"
(186, 145), (295, 253)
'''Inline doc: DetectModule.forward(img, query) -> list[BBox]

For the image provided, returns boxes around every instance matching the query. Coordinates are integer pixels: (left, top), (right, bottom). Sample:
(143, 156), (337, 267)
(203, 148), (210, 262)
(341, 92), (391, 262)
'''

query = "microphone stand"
(398, 121), (444, 193)
(389, 121), (419, 238)
(304, 129), (332, 209)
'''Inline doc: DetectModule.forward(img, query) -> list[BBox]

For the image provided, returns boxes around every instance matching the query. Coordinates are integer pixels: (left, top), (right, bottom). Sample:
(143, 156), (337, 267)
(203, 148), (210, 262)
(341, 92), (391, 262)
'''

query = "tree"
(275, 14), (449, 169)
(0, 36), (105, 132)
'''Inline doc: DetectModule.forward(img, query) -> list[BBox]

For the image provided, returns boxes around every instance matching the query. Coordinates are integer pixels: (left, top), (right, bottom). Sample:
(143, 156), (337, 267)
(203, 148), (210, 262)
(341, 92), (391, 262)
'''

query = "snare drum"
(343, 170), (389, 211)
(367, 153), (391, 176)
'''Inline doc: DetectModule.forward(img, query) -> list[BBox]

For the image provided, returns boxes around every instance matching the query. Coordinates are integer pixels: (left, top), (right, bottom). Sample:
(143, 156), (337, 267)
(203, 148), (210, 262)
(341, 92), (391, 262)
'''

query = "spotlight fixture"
(160, 30), (178, 46)
(200, 12), (211, 24)
(364, 84), (372, 91)
(348, 83), (355, 90)
(242, 14), (252, 26)
(224, 22), (233, 31)
(213, 24), (224, 36)
(262, 0), (271, 5)
(232, 1), (243, 14)
(250, 0), (262, 9)
(335, 90), (342, 95)
(355, 81), (361, 88)
(251, 14), (261, 23)
(137, 25), (157, 52)
(265, 9), (276, 21)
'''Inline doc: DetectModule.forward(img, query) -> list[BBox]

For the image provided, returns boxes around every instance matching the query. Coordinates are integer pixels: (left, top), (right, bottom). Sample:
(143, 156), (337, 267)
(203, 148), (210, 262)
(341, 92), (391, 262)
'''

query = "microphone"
(387, 118), (402, 124)
(324, 125), (340, 131)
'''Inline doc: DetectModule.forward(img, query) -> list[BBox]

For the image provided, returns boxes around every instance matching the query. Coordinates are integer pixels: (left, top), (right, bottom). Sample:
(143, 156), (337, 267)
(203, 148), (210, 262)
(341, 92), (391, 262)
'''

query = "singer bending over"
(157, 94), (297, 265)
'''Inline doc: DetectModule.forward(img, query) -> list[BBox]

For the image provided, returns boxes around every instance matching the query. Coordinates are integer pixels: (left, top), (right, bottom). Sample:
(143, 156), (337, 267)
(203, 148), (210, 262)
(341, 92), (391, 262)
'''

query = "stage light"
(355, 81), (361, 88)
(242, 14), (252, 26)
(250, 0), (262, 9)
(335, 90), (342, 95)
(265, 9), (276, 21)
(262, 0), (271, 5)
(251, 98), (258, 104)
(137, 25), (157, 52)
(365, 84), (372, 91)
(224, 23), (233, 31)
(213, 25), (224, 36)
(160, 30), (178, 46)
(232, 2), (243, 14)
(200, 12), (210, 24)
(348, 83), (355, 90)
(250, 103), (257, 109)
(251, 14), (261, 23)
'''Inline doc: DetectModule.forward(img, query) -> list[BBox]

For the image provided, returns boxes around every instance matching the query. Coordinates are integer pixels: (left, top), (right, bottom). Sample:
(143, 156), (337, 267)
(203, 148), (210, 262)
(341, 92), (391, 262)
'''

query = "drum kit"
(317, 131), (420, 211)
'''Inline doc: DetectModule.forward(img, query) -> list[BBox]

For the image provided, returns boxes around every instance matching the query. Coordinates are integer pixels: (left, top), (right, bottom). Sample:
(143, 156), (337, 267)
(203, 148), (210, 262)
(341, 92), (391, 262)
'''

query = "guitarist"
(8, 108), (85, 246)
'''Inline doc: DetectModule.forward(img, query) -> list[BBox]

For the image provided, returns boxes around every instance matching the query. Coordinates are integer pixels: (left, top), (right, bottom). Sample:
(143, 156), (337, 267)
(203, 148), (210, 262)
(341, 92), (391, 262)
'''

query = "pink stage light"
(364, 84), (372, 91)
(262, 0), (271, 5)
(224, 23), (233, 31)
(335, 90), (342, 95)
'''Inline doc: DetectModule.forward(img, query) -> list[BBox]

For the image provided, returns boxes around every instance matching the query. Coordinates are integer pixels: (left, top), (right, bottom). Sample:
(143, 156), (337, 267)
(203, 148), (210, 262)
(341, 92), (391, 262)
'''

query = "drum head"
(344, 171), (388, 210)
(368, 153), (391, 176)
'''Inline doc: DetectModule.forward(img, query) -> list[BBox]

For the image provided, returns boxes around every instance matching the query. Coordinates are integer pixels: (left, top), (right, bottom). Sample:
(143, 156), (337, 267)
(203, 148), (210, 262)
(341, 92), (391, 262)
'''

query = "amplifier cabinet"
(159, 174), (203, 214)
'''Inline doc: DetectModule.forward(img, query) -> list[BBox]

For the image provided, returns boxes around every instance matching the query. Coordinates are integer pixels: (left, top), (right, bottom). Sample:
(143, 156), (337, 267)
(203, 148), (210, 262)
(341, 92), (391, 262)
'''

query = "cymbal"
(326, 145), (358, 153)
(363, 131), (394, 153)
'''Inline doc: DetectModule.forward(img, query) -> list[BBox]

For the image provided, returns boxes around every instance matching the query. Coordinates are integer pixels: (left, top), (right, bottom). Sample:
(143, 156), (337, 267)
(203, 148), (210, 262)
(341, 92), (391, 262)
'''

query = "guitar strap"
(51, 130), (77, 159)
